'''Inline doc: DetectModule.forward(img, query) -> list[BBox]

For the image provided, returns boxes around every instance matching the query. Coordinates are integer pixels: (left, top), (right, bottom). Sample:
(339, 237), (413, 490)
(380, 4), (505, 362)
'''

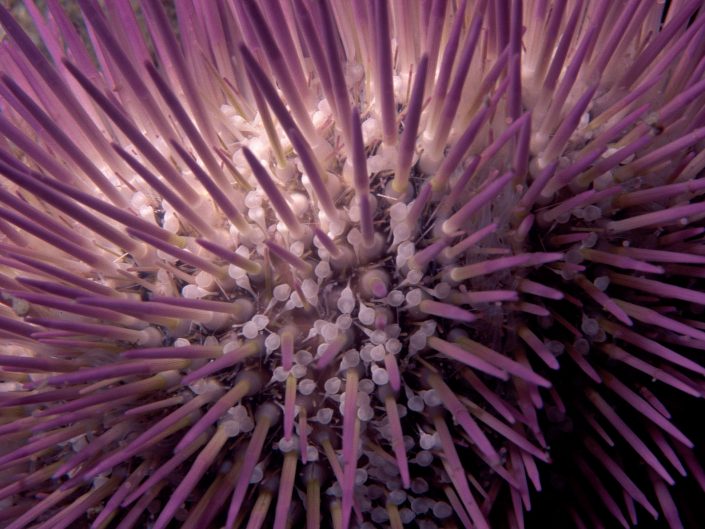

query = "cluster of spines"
(1, 1), (705, 529)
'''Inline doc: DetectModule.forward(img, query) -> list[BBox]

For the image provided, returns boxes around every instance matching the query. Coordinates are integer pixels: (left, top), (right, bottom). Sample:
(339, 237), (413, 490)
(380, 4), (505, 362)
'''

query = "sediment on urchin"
(2, 0), (705, 528)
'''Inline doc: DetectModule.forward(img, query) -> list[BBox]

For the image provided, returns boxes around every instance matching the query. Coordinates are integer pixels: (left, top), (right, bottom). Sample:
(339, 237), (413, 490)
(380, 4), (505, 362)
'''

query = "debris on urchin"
(1, 1), (705, 528)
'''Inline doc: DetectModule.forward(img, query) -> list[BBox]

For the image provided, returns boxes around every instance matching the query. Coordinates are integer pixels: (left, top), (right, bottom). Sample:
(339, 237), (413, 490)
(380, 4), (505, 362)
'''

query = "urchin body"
(1, 1), (705, 529)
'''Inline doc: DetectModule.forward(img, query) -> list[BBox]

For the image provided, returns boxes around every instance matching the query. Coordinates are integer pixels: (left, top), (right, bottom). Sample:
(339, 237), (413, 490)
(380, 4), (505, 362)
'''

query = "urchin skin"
(1, 1), (705, 528)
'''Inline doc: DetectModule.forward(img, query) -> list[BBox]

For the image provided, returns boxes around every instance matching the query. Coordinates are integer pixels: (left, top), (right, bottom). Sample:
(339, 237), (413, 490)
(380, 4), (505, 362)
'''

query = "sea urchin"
(2, 1), (705, 528)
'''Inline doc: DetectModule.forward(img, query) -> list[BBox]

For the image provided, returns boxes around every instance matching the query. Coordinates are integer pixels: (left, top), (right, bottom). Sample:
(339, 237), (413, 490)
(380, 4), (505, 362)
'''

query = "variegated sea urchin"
(2, 1), (705, 528)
